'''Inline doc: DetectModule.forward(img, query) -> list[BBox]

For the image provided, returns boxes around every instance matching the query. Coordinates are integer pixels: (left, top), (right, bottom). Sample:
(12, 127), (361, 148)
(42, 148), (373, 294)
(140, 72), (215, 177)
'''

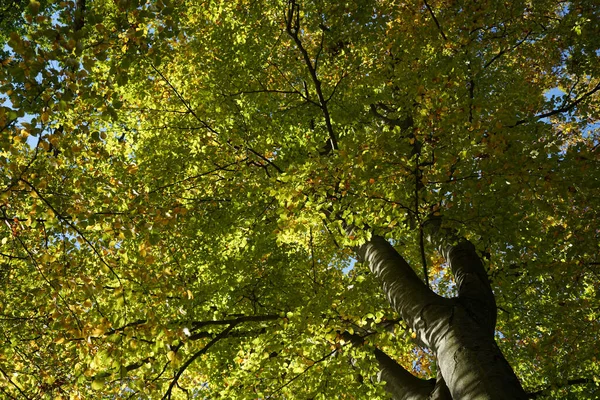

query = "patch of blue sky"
(543, 85), (598, 144)
(342, 256), (356, 274)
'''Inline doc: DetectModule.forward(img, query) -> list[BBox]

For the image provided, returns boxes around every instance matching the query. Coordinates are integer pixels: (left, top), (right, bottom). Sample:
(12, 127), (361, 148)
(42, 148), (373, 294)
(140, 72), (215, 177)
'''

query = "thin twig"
(149, 62), (283, 172)
(527, 378), (592, 398)
(414, 154), (429, 288)
(0, 360), (33, 399)
(19, 178), (123, 286)
(483, 31), (531, 69)
(13, 231), (84, 332)
(269, 348), (337, 396)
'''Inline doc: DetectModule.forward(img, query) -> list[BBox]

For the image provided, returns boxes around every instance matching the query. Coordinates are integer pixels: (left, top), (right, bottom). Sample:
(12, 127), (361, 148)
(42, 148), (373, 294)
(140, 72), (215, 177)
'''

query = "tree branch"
(369, 104), (413, 131)
(423, 0), (447, 41)
(19, 178), (124, 287)
(374, 348), (435, 400)
(162, 324), (237, 400)
(269, 348), (337, 396)
(424, 217), (496, 334)
(513, 81), (600, 126)
(356, 236), (448, 347)
(285, 0), (338, 154)
(0, 365), (32, 400)
(483, 31), (532, 70)
(419, 227), (429, 289)
(189, 314), (279, 330)
(149, 63), (283, 173)
(430, 369), (452, 400)
(74, 0), (86, 32)
(527, 378), (594, 398)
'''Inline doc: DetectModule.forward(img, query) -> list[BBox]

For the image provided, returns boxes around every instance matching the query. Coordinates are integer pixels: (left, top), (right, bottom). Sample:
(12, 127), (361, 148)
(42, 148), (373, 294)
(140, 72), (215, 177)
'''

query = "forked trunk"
(358, 235), (528, 399)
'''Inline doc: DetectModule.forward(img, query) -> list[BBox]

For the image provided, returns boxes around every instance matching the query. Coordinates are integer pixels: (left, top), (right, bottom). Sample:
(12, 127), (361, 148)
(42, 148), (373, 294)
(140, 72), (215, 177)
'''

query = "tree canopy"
(1, 0), (599, 398)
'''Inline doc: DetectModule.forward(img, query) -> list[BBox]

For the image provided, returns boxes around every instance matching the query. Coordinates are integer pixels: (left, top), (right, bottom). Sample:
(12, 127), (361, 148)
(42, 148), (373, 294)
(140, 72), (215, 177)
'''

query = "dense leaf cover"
(0, 0), (599, 398)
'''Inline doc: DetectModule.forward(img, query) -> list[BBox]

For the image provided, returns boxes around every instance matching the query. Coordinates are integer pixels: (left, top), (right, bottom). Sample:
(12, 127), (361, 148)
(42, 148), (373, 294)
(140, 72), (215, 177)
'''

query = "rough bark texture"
(357, 233), (528, 399)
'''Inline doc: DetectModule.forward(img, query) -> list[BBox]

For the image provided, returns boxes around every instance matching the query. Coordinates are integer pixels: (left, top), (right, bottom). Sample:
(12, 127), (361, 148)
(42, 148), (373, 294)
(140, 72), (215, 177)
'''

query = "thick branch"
(356, 236), (448, 347)
(374, 348), (434, 400)
(424, 217), (496, 333)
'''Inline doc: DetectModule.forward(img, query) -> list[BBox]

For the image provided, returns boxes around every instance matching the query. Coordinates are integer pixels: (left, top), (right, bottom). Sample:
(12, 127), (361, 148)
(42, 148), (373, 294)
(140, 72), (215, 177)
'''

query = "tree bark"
(374, 348), (435, 400)
(357, 234), (528, 399)
(430, 371), (452, 400)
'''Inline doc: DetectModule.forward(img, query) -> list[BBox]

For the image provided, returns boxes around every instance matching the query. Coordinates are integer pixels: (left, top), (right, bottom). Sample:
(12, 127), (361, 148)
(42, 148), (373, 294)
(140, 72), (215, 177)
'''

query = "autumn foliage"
(1, 0), (599, 398)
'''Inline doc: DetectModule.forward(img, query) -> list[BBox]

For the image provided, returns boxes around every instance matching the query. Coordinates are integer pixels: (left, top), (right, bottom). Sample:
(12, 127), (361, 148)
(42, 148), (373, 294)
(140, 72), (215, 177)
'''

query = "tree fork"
(357, 233), (528, 399)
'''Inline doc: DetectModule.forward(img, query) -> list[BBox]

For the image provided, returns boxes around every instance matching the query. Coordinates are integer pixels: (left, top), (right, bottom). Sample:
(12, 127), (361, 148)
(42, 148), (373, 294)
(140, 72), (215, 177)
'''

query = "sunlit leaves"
(0, 0), (599, 398)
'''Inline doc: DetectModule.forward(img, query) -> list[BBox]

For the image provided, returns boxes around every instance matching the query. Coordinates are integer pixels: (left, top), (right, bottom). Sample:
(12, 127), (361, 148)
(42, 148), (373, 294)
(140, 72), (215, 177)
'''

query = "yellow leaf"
(92, 327), (105, 336)
(167, 351), (176, 361)
(91, 378), (105, 390)
(28, 0), (41, 15)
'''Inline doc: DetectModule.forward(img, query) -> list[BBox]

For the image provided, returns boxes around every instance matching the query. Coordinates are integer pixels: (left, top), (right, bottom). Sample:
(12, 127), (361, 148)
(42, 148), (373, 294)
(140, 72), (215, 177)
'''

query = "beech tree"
(1, 0), (599, 398)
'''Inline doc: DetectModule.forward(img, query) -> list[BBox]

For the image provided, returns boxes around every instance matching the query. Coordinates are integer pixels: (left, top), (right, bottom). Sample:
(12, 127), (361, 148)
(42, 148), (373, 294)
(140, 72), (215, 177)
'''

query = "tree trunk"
(357, 234), (528, 399)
